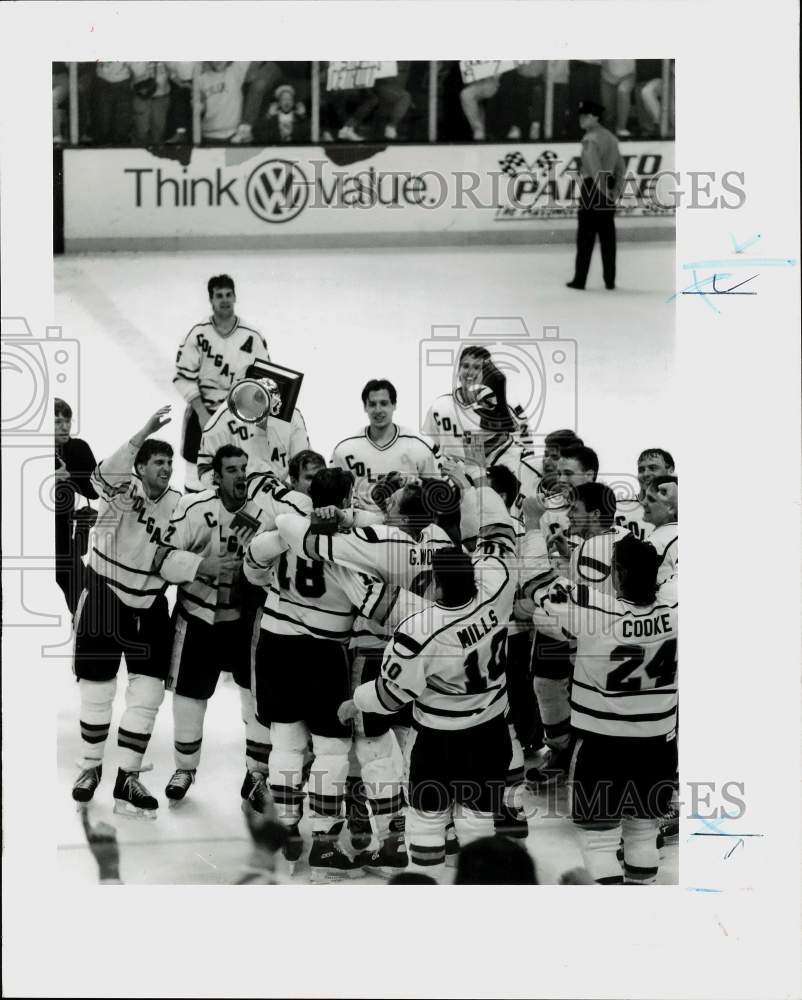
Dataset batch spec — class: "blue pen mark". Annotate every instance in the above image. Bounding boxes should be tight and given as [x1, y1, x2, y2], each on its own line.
[729, 232, 761, 254]
[682, 257, 795, 270]
[688, 887, 723, 893]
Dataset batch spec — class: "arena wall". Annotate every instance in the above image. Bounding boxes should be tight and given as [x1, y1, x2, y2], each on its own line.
[61, 141, 675, 252]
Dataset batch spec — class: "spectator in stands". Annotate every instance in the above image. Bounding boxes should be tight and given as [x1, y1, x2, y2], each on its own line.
[199, 61, 279, 145]
[129, 62, 171, 145]
[93, 62, 133, 145]
[53, 62, 69, 144]
[374, 62, 412, 140]
[254, 84, 308, 144]
[601, 59, 637, 138]
[454, 836, 538, 884]
[548, 60, 571, 139]
[164, 62, 197, 144]
[636, 60, 674, 137]
[321, 64, 380, 142]
[459, 71, 500, 141]
[493, 61, 546, 140]
[568, 60, 602, 137]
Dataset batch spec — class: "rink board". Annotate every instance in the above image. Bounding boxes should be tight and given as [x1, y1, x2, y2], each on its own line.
[62, 141, 675, 251]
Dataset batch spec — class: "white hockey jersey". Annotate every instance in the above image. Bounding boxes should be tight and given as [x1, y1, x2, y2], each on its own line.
[532, 578, 678, 739]
[569, 525, 631, 599]
[647, 522, 678, 586]
[353, 554, 515, 731]
[157, 489, 251, 624]
[422, 391, 527, 462]
[88, 441, 181, 609]
[484, 438, 542, 518]
[614, 498, 654, 542]
[173, 317, 269, 411]
[197, 401, 310, 486]
[330, 425, 438, 510]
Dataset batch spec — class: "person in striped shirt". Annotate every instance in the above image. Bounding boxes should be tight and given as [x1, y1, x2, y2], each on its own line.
[71, 406, 180, 818]
[339, 547, 516, 882]
[173, 274, 269, 490]
[156, 445, 273, 810]
[531, 533, 678, 885]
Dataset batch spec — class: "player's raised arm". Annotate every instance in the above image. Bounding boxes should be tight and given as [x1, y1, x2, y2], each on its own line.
[93, 406, 172, 497]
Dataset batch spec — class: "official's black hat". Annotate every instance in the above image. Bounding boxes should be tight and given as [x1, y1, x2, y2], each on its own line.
[577, 100, 604, 118]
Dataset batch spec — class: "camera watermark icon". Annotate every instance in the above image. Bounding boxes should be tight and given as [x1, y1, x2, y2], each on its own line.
[418, 317, 577, 448]
[2, 316, 81, 638]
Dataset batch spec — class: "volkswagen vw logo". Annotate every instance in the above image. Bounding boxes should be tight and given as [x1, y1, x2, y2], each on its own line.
[246, 159, 309, 223]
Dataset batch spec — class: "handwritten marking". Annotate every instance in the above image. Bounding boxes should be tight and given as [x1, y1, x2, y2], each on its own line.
[688, 887, 723, 893]
[729, 232, 761, 254]
[724, 839, 745, 859]
[682, 257, 796, 270]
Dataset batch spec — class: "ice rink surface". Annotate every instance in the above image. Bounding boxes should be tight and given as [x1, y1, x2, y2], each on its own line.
[53, 238, 676, 885]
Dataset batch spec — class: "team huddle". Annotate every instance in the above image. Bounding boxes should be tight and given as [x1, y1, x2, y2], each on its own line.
[69, 274, 679, 885]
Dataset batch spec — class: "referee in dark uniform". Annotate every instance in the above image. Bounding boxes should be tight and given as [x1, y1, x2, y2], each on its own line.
[566, 100, 625, 291]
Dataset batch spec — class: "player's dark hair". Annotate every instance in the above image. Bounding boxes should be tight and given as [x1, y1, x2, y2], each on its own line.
[310, 467, 354, 508]
[288, 449, 325, 482]
[613, 533, 659, 605]
[560, 444, 599, 478]
[487, 465, 520, 511]
[544, 428, 583, 450]
[638, 448, 675, 471]
[134, 439, 173, 470]
[459, 345, 491, 365]
[574, 481, 617, 529]
[454, 835, 538, 885]
[54, 398, 72, 420]
[212, 444, 247, 476]
[398, 478, 462, 544]
[207, 274, 236, 299]
[388, 872, 438, 885]
[361, 379, 397, 406]
[432, 547, 477, 607]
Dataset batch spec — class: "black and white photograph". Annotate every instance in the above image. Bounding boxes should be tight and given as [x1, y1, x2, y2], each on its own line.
[1, 3, 799, 999]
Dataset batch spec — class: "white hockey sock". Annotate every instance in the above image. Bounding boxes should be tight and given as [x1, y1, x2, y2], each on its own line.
[533, 676, 571, 749]
[407, 807, 449, 882]
[356, 733, 404, 842]
[238, 685, 271, 773]
[308, 734, 350, 834]
[269, 721, 308, 828]
[172, 693, 207, 771]
[622, 816, 660, 885]
[117, 674, 165, 772]
[78, 678, 117, 769]
[504, 725, 526, 809]
[453, 805, 495, 848]
[574, 821, 624, 884]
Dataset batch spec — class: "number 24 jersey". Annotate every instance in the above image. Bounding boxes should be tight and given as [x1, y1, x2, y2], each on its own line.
[532, 579, 678, 739]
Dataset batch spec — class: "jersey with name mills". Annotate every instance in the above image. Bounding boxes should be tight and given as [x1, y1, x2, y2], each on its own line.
[89, 441, 181, 609]
[532, 579, 678, 738]
[353, 554, 514, 731]
[197, 401, 309, 486]
[173, 317, 270, 412]
[330, 424, 438, 510]
[422, 391, 528, 462]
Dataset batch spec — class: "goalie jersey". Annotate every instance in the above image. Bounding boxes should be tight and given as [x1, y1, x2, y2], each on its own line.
[157, 489, 252, 625]
[353, 555, 515, 731]
[532, 579, 678, 739]
[88, 440, 181, 609]
[173, 318, 269, 412]
[330, 425, 438, 510]
[197, 400, 310, 486]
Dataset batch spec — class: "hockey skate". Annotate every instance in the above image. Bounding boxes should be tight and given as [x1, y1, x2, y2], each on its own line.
[72, 763, 102, 804]
[240, 770, 272, 814]
[345, 778, 373, 851]
[355, 833, 408, 879]
[659, 806, 679, 844]
[113, 767, 158, 820]
[309, 836, 364, 883]
[165, 768, 196, 804]
[494, 803, 530, 841]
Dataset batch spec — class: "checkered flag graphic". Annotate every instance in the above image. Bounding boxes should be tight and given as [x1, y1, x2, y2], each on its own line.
[535, 150, 560, 173]
[498, 151, 528, 177]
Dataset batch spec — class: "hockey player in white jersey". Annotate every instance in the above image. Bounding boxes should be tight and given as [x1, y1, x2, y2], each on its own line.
[339, 547, 516, 883]
[616, 447, 675, 541]
[642, 475, 678, 587]
[531, 533, 678, 885]
[71, 406, 180, 818]
[197, 378, 310, 487]
[330, 379, 438, 510]
[173, 274, 269, 489]
[422, 345, 528, 462]
[156, 445, 273, 810]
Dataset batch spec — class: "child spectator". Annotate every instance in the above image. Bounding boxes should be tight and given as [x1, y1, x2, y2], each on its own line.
[254, 83, 308, 144]
[93, 62, 132, 145]
[129, 62, 171, 145]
